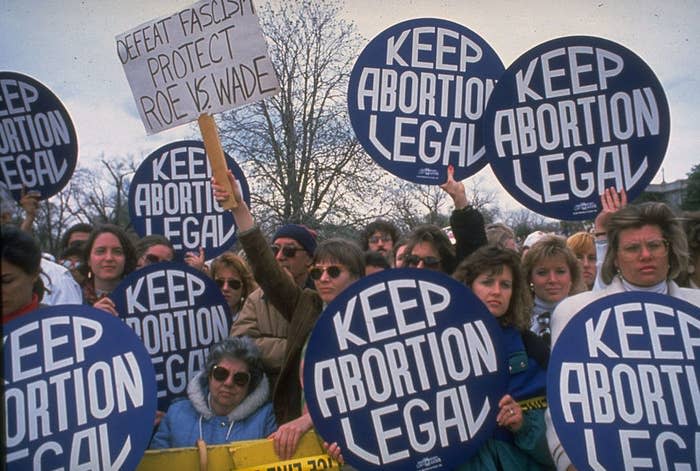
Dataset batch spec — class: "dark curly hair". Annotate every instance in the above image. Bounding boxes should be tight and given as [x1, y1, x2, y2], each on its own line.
[405, 224, 457, 274]
[360, 219, 400, 250]
[453, 245, 531, 331]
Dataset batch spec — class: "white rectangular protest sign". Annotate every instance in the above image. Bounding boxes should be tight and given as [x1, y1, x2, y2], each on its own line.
[116, 0, 280, 134]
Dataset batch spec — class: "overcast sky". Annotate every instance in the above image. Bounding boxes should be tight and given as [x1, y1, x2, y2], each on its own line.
[2, 0, 698, 212]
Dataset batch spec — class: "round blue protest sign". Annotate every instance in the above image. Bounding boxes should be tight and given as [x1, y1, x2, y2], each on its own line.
[547, 292, 700, 470]
[304, 268, 508, 470]
[4, 305, 157, 471]
[348, 18, 505, 184]
[484, 36, 670, 220]
[110, 261, 231, 411]
[128, 140, 250, 260]
[0, 71, 78, 201]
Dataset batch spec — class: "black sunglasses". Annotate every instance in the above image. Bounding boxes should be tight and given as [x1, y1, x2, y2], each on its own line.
[271, 245, 305, 258]
[215, 278, 242, 290]
[404, 255, 441, 268]
[211, 365, 250, 386]
[144, 253, 165, 265]
[309, 265, 343, 281]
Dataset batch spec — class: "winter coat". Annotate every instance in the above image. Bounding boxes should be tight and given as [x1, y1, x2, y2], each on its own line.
[450, 205, 488, 266]
[238, 226, 324, 425]
[230, 287, 289, 387]
[150, 371, 277, 449]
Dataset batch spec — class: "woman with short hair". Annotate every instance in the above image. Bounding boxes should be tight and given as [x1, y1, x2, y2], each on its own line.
[212, 170, 363, 461]
[151, 336, 276, 448]
[546, 202, 700, 470]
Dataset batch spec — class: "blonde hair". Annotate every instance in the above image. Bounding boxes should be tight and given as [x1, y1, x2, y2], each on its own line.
[602, 202, 688, 284]
[522, 235, 586, 295]
[210, 252, 258, 310]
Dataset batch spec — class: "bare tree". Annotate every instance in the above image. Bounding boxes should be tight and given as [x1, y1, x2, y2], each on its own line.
[19, 155, 137, 255]
[505, 208, 560, 241]
[385, 174, 500, 233]
[218, 0, 376, 232]
[68, 155, 136, 228]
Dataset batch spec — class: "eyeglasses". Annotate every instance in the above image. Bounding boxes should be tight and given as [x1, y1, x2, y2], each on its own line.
[211, 365, 250, 386]
[271, 245, 305, 258]
[619, 239, 668, 261]
[309, 265, 343, 280]
[369, 234, 392, 244]
[404, 255, 441, 269]
[215, 278, 242, 290]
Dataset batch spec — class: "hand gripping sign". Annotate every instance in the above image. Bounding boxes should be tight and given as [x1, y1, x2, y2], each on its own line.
[348, 18, 505, 184]
[128, 140, 250, 261]
[304, 268, 508, 471]
[4, 305, 157, 471]
[110, 262, 231, 411]
[0, 71, 78, 201]
[547, 292, 700, 470]
[116, 0, 280, 210]
[484, 36, 670, 220]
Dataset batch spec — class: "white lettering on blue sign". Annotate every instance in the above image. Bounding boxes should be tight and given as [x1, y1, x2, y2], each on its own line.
[315, 277, 500, 466]
[553, 299, 700, 469]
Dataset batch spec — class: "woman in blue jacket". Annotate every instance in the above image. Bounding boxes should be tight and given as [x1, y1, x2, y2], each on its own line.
[453, 245, 554, 470]
[151, 336, 277, 448]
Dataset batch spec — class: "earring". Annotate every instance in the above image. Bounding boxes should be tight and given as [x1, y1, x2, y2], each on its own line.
[529, 282, 534, 292]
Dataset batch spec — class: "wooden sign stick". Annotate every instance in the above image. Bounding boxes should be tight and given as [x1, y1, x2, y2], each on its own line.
[198, 113, 237, 210]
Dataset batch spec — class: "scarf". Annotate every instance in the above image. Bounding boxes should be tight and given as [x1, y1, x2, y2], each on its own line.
[4, 294, 40, 324]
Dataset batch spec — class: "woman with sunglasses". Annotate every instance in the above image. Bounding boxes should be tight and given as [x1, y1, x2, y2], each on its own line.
[545, 202, 700, 471]
[403, 224, 458, 274]
[135, 234, 175, 268]
[209, 251, 257, 325]
[453, 245, 554, 470]
[212, 170, 363, 460]
[151, 336, 276, 448]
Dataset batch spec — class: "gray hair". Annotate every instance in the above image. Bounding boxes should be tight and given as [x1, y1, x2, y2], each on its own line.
[602, 202, 688, 284]
[204, 336, 264, 392]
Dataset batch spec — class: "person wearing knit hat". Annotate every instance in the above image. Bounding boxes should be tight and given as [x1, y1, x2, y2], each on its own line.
[230, 222, 317, 394]
[272, 224, 317, 258]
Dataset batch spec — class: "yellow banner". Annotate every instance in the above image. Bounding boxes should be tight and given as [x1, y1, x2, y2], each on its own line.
[137, 431, 341, 470]
[518, 395, 547, 411]
[235, 454, 337, 471]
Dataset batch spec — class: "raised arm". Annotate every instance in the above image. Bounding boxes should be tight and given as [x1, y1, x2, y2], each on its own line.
[212, 171, 302, 321]
[440, 165, 487, 264]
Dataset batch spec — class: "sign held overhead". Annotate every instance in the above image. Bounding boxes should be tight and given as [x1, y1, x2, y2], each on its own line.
[116, 0, 280, 135]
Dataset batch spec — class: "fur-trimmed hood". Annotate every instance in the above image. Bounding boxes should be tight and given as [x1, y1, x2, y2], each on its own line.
[187, 370, 270, 422]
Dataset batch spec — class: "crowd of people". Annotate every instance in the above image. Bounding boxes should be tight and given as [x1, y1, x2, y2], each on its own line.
[3, 168, 700, 470]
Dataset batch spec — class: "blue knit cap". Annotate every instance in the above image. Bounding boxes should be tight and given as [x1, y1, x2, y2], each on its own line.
[273, 224, 317, 256]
